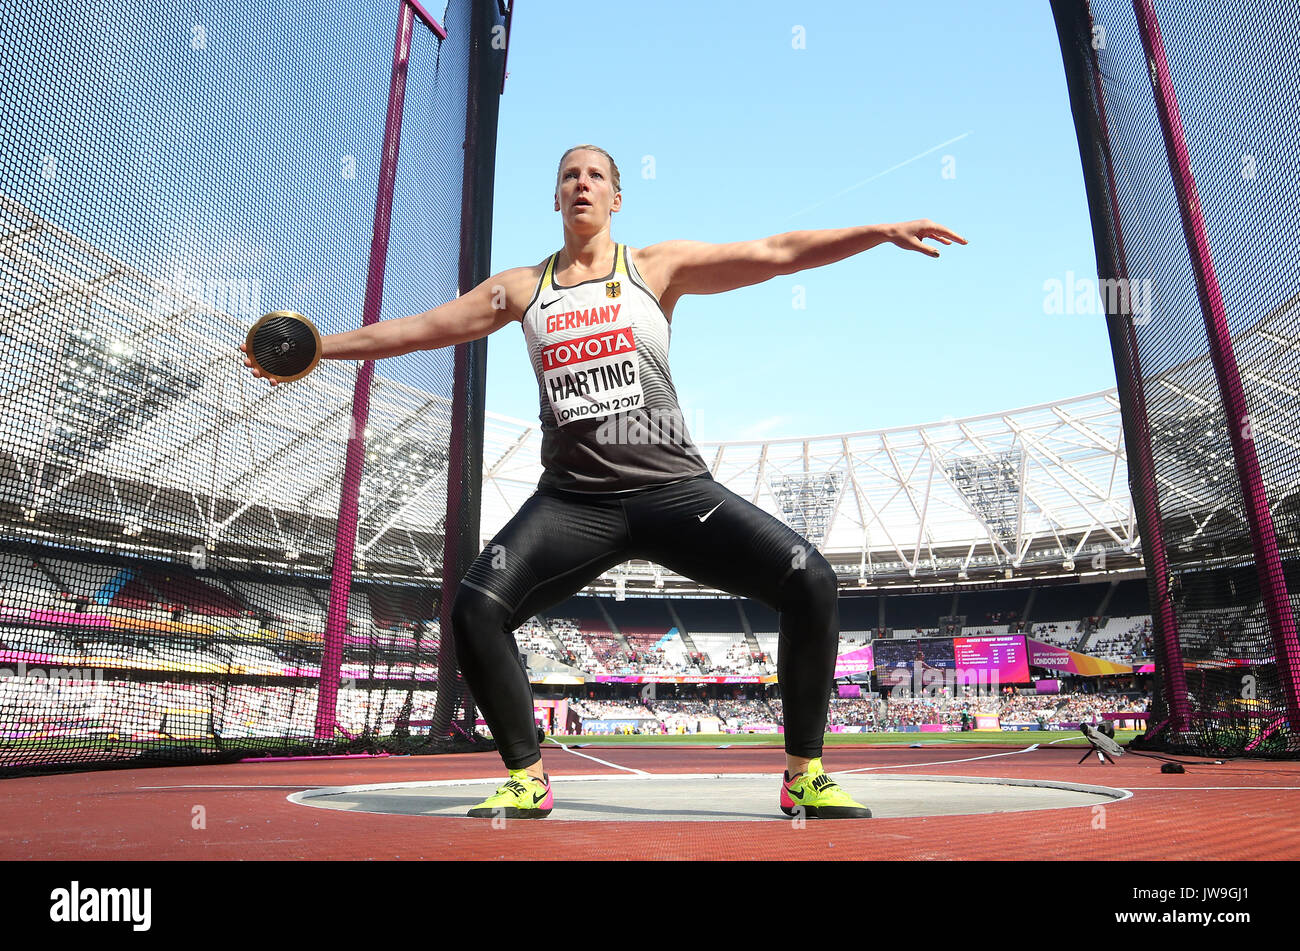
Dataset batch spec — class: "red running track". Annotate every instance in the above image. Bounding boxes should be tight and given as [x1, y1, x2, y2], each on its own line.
[1, 744, 1297, 860]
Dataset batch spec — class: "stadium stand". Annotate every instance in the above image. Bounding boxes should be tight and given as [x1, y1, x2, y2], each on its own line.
[228, 581, 326, 626]
[838, 595, 878, 632]
[673, 598, 743, 633]
[1030, 583, 1108, 625]
[41, 558, 121, 604]
[885, 592, 951, 632]
[0, 553, 63, 606]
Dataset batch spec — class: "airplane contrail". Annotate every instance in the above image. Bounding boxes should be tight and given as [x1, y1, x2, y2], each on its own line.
[787, 131, 972, 219]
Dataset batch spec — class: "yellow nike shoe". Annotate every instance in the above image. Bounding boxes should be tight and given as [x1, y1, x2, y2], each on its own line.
[780, 758, 872, 819]
[466, 769, 553, 819]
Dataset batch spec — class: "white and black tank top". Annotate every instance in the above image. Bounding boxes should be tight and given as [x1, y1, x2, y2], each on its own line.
[520, 244, 711, 493]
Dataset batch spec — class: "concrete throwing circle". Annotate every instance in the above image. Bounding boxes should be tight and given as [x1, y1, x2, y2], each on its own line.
[287, 772, 1131, 822]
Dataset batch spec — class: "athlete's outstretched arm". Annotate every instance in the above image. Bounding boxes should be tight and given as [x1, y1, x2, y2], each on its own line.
[319, 270, 530, 360]
[643, 220, 967, 302]
[240, 267, 534, 384]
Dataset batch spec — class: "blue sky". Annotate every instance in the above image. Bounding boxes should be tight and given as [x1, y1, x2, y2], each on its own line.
[485, 0, 1118, 441]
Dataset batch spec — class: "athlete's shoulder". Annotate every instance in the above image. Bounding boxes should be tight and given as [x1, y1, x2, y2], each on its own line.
[630, 240, 703, 264]
[487, 256, 555, 319]
[624, 242, 661, 269]
[501, 256, 553, 288]
[622, 244, 670, 297]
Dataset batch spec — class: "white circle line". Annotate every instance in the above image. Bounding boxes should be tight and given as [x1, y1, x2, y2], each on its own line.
[285, 773, 1133, 816]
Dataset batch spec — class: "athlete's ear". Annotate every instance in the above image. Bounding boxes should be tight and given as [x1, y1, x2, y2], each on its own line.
[554, 189, 561, 213]
[611, 191, 622, 214]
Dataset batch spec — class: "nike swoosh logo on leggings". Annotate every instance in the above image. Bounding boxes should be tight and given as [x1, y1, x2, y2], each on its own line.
[697, 501, 724, 522]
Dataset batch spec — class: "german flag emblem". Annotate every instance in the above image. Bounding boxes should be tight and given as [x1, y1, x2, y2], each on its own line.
[606, 281, 621, 298]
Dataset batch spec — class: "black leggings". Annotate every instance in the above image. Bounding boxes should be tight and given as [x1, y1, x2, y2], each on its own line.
[450, 474, 839, 770]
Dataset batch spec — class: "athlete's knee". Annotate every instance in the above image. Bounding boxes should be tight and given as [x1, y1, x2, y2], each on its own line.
[450, 583, 511, 653]
[779, 550, 838, 608]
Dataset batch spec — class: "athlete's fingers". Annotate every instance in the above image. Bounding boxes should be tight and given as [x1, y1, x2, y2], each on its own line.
[243, 360, 278, 385]
[925, 224, 968, 245]
[908, 220, 967, 246]
[240, 339, 284, 385]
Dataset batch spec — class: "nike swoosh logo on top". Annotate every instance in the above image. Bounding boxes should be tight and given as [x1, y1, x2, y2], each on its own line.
[542, 297, 563, 309]
[697, 501, 724, 522]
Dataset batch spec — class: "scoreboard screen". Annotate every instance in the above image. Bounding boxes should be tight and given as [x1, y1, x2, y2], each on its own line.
[953, 634, 1030, 683]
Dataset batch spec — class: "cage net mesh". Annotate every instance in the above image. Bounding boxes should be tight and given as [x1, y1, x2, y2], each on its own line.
[1054, 0, 1300, 756]
[0, 0, 486, 775]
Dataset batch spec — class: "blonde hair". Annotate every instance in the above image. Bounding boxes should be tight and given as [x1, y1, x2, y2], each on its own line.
[556, 145, 621, 194]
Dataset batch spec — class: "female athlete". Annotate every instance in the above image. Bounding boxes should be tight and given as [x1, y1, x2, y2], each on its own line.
[242, 145, 966, 819]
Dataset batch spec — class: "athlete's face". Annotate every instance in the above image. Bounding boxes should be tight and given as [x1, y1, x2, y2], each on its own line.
[554, 150, 621, 233]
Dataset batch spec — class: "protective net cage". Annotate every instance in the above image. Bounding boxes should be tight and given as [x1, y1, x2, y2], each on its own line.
[0, 0, 504, 776]
[1054, 0, 1300, 757]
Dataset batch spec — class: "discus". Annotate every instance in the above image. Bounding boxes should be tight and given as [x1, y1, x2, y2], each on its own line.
[244, 311, 322, 383]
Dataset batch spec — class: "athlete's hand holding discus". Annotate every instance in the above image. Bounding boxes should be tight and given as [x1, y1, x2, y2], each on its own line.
[237, 266, 538, 386]
[239, 311, 322, 385]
